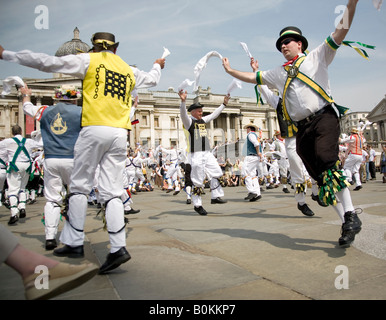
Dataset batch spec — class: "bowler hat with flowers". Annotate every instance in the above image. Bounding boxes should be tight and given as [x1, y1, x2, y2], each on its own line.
[54, 85, 82, 100]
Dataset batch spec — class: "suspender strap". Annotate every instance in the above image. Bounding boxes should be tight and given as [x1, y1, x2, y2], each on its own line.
[0, 158, 6, 167]
[7, 137, 32, 173]
[282, 56, 349, 138]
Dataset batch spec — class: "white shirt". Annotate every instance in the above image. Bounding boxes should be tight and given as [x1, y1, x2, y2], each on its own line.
[257, 34, 339, 122]
[2, 50, 162, 90]
[369, 149, 376, 162]
[179, 101, 225, 130]
[0, 134, 43, 163]
[247, 131, 260, 148]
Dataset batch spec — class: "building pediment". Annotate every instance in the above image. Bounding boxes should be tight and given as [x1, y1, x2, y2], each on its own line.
[367, 96, 386, 122]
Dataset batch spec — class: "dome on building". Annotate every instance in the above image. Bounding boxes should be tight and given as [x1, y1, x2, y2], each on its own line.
[55, 27, 90, 57]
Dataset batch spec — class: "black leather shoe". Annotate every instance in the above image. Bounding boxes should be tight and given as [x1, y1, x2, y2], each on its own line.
[250, 195, 262, 202]
[186, 199, 192, 204]
[19, 209, 26, 218]
[173, 190, 180, 195]
[338, 211, 362, 247]
[53, 245, 84, 258]
[211, 197, 227, 204]
[311, 194, 328, 207]
[282, 188, 290, 194]
[342, 211, 362, 233]
[244, 193, 256, 200]
[99, 247, 131, 274]
[45, 239, 57, 250]
[339, 229, 357, 247]
[194, 206, 208, 216]
[8, 215, 19, 225]
[353, 185, 363, 191]
[297, 203, 314, 216]
[124, 208, 140, 215]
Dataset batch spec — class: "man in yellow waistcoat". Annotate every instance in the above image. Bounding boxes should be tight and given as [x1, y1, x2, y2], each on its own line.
[0, 32, 165, 273]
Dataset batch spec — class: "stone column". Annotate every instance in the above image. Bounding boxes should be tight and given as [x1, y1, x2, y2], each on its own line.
[150, 110, 155, 148]
[226, 113, 231, 142]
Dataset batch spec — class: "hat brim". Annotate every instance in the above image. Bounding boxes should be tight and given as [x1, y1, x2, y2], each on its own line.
[244, 124, 259, 131]
[188, 103, 204, 112]
[276, 34, 308, 52]
[90, 42, 119, 52]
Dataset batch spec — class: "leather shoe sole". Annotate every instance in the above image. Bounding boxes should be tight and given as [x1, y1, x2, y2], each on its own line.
[194, 206, 208, 216]
[124, 209, 140, 215]
[8, 215, 19, 225]
[45, 239, 58, 251]
[19, 209, 26, 218]
[99, 247, 131, 274]
[250, 195, 262, 202]
[211, 198, 227, 204]
[53, 245, 84, 258]
[298, 203, 314, 217]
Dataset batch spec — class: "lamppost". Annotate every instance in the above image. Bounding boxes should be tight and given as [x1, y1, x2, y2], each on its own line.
[176, 114, 180, 149]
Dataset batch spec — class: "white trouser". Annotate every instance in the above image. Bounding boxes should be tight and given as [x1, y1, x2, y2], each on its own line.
[122, 170, 132, 210]
[344, 153, 362, 187]
[242, 155, 261, 196]
[285, 136, 309, 204]
[0, 167, 6, 206]
[166, 162, 180, 191]
[189, 151, 224, 207]
[43, 158, 73, 240]
[7, 161, 30, 216]
[60, 126, 127, 253]
[126, 168, 136, 189]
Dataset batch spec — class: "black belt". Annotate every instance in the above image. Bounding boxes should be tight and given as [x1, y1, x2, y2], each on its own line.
[295, 105, 332, 127]
[248, 153, 258, 156]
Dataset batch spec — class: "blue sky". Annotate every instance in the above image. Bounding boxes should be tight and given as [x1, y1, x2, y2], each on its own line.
[0, 0, 385, 112]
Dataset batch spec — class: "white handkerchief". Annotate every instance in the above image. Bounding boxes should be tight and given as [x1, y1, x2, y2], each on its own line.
[178, 79, 195, 92]
[193, 51, 223, 90]
[227, 79, 242, 94]
[240, 42, 253, 58]
[373, 0, 383, 10]
[1, 76, 25, 96]
[162, 47, 171, 59]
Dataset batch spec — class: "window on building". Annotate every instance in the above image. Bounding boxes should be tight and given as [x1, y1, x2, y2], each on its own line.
[142, 115, 148, 126]
[171, 117, 176, 128]
[154, 117, 159, 128]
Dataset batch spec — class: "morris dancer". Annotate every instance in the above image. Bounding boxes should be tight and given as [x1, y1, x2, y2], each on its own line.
[222, 0, 362, 246]
[178, 91, 229, 215]
[0, 32, 165, 271]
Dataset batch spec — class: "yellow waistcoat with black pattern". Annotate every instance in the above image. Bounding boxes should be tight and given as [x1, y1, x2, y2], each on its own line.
[82, 52, 136, 129]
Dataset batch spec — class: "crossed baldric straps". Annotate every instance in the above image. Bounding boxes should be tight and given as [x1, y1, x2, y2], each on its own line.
[7, 137, 32, 173]
[280, 55, 349, 138]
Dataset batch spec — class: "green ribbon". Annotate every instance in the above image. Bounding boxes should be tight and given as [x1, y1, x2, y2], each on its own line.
[342, 41, 376, 60]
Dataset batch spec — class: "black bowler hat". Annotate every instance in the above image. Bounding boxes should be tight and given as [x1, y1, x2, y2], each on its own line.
[90, 32, 119, 50]
[188, 102, 204, 112]
[275, 26, 308, 52]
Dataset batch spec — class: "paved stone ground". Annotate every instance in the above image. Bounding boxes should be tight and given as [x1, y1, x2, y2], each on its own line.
[1, 173, 385, 302]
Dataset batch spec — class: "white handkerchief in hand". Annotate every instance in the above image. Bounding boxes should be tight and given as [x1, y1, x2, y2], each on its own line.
[1, 76, 25, 96]
[193, 51, 223, 90]
[178, 79, 195, 92]
[373, 0, 383, 10]
[240, 42, 253, 59]
[227, 79, 242, 94]
[162, 47, 171, 59]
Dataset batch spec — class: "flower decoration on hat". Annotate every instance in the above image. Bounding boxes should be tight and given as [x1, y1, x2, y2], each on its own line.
[54, 85, 82, 100]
